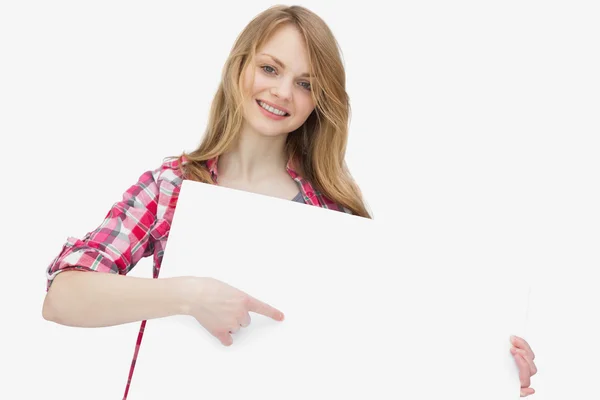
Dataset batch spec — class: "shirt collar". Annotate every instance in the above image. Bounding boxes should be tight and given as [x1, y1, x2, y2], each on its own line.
[205, 155, 301, 182]
[205, 156, 219, 182]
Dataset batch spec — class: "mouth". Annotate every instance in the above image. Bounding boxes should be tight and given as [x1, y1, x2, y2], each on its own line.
[256, 99, 290, 117]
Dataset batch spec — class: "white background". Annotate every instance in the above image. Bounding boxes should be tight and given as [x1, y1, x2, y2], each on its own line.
[1, 1, 599, 399]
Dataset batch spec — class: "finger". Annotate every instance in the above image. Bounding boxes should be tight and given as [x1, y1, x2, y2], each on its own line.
[511, 335, 535, 360]
[217, 332, 233, 346]
[246, 296, 284, 321]
[229, 325, 240, 334]
[511, 347, 538, 376]
[513, 353, 531, 388]
[239, 312, 251, 328]
[520, 387, 535, 397]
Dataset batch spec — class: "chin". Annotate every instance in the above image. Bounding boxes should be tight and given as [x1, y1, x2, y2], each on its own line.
[246, 114, 294, 138]
[254, 125, 289, 138]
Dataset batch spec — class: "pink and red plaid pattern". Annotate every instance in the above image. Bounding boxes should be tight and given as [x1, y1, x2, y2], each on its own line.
[45, 155, 350, 399]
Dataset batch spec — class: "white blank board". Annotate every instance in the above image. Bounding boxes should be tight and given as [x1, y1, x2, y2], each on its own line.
[128, 180, 529, 399]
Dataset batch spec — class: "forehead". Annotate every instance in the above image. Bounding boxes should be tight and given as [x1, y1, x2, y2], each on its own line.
[257, 24, 310, 73]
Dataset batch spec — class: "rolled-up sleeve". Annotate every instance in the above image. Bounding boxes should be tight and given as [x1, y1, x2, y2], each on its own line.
[46, 168, 163, 290]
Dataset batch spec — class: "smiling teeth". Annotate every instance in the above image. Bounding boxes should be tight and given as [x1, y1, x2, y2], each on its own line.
[258, 101, 287, 116]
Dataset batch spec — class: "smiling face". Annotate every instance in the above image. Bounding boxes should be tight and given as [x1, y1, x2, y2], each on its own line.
[240, 23, 316, 139]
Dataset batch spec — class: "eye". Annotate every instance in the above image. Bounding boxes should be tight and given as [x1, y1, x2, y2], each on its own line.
[299, 81, 311, 91]
[261, 65, 277, 74]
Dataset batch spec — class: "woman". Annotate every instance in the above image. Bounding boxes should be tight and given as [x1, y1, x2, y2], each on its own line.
[42, 5, 537, 398]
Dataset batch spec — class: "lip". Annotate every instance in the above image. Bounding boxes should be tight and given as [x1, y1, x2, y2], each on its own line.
[256, 99, 291, 115]
[256, 100, 289, 121]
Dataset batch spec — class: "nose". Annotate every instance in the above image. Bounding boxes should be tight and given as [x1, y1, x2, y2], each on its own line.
[270, 78, 293, 101]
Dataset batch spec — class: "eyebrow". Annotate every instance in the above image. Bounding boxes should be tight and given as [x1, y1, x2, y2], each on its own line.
[259, 53, 313, 78]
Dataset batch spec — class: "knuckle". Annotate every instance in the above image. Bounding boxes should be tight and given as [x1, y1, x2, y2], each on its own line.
[236, 310, 246, 320]
[214, 329, 225, 337]
[241, 295, 252, 307]
[216, 327, 230, 336]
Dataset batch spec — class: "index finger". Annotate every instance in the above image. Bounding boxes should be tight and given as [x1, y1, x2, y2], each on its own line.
[247, 295, 285, 321]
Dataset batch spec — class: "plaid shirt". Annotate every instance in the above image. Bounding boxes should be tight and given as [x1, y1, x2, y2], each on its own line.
[45, 155, 350, 399]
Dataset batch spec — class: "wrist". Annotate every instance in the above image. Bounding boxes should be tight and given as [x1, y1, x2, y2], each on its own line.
[169, 276, 202, 316]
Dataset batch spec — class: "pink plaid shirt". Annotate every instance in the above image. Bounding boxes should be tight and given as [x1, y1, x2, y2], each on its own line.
[45, 155, 350, 398]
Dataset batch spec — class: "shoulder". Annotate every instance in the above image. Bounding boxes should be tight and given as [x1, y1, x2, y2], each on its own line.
[151, 156, 186, 184]
[291, 173, 352, 215]
[135, 157, 188, 218]
[143, 156, 196, 199]
[311, 188, 353, 215]
[286, 156, 352, 215]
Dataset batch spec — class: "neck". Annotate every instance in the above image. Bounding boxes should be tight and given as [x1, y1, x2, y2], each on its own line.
[218, 122, 290, 183]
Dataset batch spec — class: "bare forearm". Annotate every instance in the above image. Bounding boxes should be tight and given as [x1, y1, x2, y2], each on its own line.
[42, 271, 187, 328]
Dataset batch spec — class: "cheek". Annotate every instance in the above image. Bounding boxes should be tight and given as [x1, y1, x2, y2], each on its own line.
[250, 73, 271, 94]
[296, 95, 315, 118]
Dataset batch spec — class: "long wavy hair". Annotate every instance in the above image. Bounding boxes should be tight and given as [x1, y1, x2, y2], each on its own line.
[168, 5, 372, 218]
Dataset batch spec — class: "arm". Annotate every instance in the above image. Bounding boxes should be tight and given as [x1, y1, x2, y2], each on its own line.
[42, 271, 284, 346]
[42, 271, 188, 327]
[42, 166, 174, 327]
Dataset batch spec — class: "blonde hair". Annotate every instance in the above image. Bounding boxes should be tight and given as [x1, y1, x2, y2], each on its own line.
[169, 5, 371, 218]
